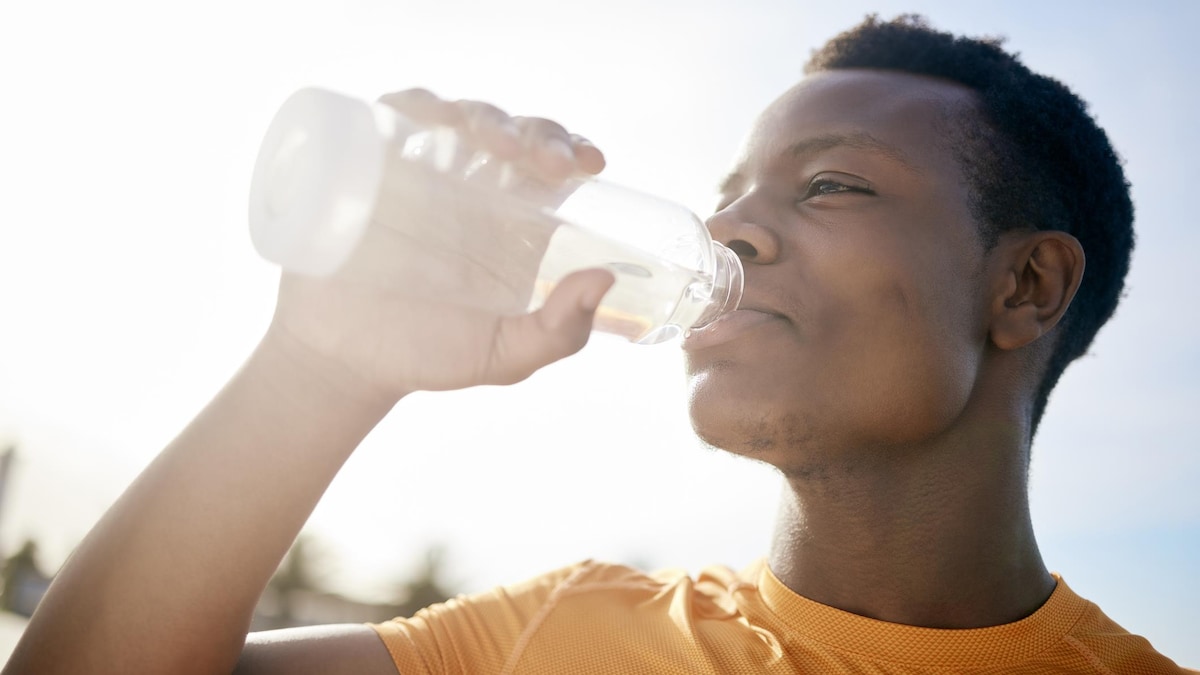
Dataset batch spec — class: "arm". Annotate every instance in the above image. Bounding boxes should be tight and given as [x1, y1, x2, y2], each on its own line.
[4, 92, 613, 675]
[234, 624, 395, 675]
[6, 332, 396, 674]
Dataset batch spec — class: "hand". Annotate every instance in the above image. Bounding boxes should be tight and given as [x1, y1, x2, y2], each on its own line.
[264, 89, 615, 403]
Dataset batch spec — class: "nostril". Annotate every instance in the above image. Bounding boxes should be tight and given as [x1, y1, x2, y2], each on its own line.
[727, 240, 758, 259]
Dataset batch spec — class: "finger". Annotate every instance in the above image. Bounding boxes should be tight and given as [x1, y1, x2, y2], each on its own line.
[569, 134, 607, 175]
[485, 268, 616, 385]
[512, 116, 577, 183]
[455, 100, 524, 160]
[378, 95, 510, 177]
[376, 88, 465, 128]
[467, 116, 577, 201]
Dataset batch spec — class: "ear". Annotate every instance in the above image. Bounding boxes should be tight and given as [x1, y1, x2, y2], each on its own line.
[989, 231, 1085, 351]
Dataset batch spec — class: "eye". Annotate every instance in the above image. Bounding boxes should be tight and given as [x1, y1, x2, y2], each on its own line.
[801, 173, 874, 201]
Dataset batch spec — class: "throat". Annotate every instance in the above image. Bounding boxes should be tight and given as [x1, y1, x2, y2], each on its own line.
[767, 450, 1055, 629]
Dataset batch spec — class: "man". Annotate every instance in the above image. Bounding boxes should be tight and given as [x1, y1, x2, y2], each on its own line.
[7, 14, 1192, 674]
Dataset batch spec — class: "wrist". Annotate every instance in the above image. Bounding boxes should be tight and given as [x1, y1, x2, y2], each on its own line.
[255, 322, 406, 421]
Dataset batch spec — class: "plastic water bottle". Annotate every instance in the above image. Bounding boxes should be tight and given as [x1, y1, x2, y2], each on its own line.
[248, 88, 743, 345]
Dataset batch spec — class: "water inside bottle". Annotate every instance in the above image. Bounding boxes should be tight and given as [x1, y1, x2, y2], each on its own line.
[530, 223, 713, 344]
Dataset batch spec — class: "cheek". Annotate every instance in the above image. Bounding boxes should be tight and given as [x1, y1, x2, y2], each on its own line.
[841, 264, 984, 441]
[684, 230, 987, 454]
[849, 324, 980, 444]
[800, 240, 983, 443]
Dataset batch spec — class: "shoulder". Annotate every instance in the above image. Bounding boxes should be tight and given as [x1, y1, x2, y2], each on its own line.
[369, 559, 764, 675]
[375, 559, 748, 633]
[530, 559, 748, 610]
[1049, 578, 1194, 674]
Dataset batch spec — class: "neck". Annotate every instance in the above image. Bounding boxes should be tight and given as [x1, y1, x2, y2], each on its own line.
[767, 419, 1054, 629]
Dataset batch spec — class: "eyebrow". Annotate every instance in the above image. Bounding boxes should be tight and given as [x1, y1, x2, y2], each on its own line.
[717, 132, 919, 195]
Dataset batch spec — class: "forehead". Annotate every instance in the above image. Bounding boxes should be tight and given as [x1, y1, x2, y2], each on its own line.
[736, 69, 978, 178]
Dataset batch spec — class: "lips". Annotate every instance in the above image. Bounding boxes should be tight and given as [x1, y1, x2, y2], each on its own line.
[681, 308, 783, 351]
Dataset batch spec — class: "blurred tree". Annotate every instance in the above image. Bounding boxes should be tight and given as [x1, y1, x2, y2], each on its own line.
[265, 535, 324, 626]
[390, 544, 455, 618]
[2, 539, 51, 617]
[254, 538, 460, 628]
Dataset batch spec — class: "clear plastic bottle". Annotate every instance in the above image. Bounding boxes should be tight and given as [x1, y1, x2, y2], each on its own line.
[248, 88, 743, 344]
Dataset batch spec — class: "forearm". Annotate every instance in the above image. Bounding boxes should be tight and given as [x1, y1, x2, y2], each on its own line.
[6, 332, 396, 675]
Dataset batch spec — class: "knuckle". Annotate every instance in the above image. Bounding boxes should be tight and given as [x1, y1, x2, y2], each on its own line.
[457, 101, 513, 130]
[457, 100, 506, 117]
[514, 116, 570, 139]
[377, 87, 437, 104]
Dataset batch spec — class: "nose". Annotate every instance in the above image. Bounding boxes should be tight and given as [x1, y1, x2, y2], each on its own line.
[705, 202, 780, 265]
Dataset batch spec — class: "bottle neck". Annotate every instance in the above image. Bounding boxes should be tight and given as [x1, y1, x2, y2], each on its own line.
[693, 241, 744, 329]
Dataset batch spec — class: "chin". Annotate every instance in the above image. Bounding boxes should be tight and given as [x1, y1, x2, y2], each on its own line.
[687, 375, 819, 466]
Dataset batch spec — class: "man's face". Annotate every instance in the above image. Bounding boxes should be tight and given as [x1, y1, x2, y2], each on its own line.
[684, 70, 995, 470]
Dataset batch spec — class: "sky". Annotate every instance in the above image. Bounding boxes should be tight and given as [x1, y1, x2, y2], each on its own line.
[0, 0, 1197, 666]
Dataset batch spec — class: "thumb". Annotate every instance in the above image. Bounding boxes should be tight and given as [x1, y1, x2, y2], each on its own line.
[485, 268, 616, 385]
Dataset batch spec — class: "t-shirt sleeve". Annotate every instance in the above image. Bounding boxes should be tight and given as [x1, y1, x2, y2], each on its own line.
[368, 560, 593, 675]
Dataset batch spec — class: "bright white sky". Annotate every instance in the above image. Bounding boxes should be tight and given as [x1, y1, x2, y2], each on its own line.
[1, 0, 1197, 665]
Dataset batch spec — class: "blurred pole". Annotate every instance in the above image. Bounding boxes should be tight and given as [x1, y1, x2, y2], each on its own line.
[0, 446, 12, 559]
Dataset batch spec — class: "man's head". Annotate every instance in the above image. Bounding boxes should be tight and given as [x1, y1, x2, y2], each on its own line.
[804, 14, 1134, 431]
[684, 15, 1132, 468]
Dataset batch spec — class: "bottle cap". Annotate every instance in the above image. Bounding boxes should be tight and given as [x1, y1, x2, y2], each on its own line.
[248, 88, 385, 277]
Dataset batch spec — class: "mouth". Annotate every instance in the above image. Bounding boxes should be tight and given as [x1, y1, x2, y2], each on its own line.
[681, 308, 783, 352]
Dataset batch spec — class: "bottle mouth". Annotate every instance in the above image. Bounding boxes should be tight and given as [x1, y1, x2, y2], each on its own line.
[692, 241, 744, 329]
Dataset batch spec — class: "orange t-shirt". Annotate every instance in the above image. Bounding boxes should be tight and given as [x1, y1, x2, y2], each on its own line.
[370, 559, 1192, 674]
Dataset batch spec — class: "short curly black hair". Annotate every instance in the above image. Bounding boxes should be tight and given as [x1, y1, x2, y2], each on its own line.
[806, 15, 1134, 433]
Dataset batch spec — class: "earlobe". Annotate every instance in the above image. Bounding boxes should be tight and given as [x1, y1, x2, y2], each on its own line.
[989, 231, 1085, 351]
